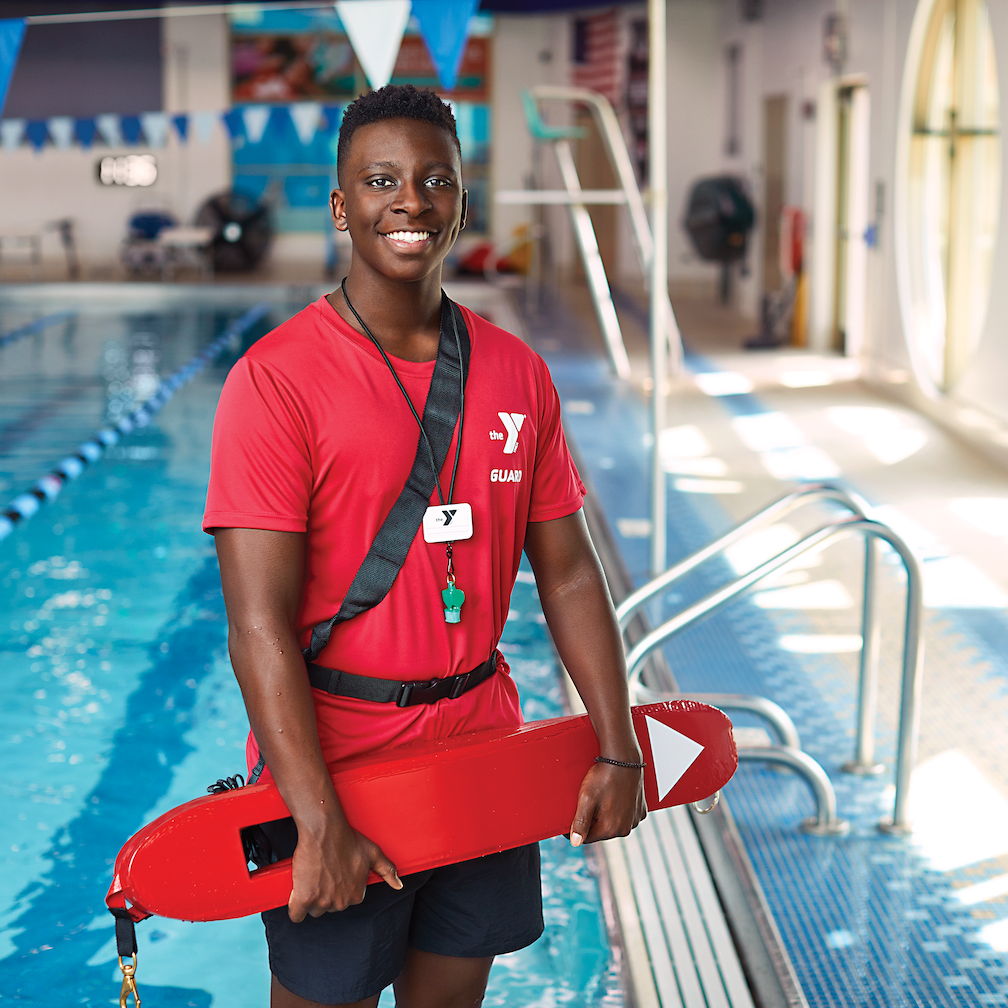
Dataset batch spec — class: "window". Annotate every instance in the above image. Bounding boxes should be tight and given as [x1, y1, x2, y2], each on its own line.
[902, 0, 1000, 392]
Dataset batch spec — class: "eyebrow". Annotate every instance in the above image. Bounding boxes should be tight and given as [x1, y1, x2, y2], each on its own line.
[358, 160, 458, 175]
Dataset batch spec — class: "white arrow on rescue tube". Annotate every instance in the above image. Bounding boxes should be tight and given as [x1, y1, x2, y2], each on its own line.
[646, 716, 705, 802]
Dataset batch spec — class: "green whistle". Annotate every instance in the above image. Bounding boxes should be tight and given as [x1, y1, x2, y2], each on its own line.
[442, 584, 465, 624]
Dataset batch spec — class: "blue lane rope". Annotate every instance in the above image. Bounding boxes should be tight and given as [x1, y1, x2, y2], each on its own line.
[0, 312, 76, 349]
[0, 301, 271, 542]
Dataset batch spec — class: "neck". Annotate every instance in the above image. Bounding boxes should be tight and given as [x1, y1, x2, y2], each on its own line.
[331, 258, 444, 363]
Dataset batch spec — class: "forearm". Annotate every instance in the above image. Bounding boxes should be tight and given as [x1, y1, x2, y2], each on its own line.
[229, 622, 349, 839]
[537, 558, 641, 762]
[525, 511, 641, 764]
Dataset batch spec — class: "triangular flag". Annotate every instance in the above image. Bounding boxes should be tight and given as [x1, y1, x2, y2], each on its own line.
[47, 116, 74, 149]
[241, 105, 271, 144]
[96, 113, 122, 147]
[24, 119, 48, 151]
[192, 110, 217, 144]
[336, 0, 410, 89]
[75, 117, 97, 148]
[140, 111, 169, 148]
[120, 115, 142, 144]
[0, 19, 26, 117]
[321, 104, 345, 137]
[645, 715, 705, 802]
[172, 113, 188, 142]
[0, 117, 24, 150]
[289, 101, 321, 145]
[411, 0, 479, 91]
[221, 108, 245, 140]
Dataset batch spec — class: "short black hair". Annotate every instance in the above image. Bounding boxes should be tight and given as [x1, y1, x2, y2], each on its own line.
[336, 84, 461, 185]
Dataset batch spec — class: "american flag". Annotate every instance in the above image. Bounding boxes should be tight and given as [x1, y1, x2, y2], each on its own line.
[572, 9, 621, 110]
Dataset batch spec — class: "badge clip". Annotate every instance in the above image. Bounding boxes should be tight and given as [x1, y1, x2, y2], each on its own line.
[423, 503, 473, 544]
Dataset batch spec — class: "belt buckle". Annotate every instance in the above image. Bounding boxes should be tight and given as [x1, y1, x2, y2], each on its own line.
[396, 677, 450, 707]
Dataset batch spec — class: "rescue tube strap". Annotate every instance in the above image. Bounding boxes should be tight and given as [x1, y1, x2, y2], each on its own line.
[304, 294, 471, 664]
[110, 907, 138, 957]
[307, 652, 498, 706]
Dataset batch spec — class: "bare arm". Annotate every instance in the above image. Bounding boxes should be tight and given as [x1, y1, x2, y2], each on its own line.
[524, 510, 646, 844]
[214, 527, 402, 921]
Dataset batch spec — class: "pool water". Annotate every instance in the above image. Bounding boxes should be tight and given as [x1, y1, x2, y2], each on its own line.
[0, 286, 622, 1007]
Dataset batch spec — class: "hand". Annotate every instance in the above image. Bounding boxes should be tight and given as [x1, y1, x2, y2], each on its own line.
[288, 820, 402, 922]
[569, 760, 647, 846]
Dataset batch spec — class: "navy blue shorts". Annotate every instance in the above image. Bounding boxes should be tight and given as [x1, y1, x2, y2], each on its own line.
[261, 825, 543, 1005]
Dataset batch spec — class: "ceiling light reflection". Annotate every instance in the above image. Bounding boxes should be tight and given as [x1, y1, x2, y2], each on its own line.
[694, 372, 754, 396]
[908, 750, 1008, 871]
[779, 634, 864, 653]
[659, 425, 712, 459]
[672, 478, 744, 494]
[753, 579, 854, 610]
[780, 371, 833, 388]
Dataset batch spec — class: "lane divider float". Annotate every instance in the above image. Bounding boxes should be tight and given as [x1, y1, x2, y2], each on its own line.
[0, 302, 271, 542]
[0, 311, 75, 350]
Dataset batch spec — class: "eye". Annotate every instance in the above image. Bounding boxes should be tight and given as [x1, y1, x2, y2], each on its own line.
[366, 177, 395, 189]
[425, 177, 452, 188]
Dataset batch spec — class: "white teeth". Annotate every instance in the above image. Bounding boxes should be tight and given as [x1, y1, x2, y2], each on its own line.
[386, 231, 430, 243]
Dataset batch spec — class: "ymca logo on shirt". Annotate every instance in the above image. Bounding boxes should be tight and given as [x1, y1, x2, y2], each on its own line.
[490, 412, 525, 454]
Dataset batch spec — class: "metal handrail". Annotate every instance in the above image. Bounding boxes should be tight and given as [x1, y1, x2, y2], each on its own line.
[617, 481, 886, 779]
[624, 517, 924, 833]
[615, 481, 873, 628]
[736, 747, 849, 836]
[635, 684, 801, 749]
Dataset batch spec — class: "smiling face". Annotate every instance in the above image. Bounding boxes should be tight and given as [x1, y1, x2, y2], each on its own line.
[330, 117, 467, 285]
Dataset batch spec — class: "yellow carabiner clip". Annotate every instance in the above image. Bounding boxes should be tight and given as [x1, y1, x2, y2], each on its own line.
[119, 953, 141, 1008]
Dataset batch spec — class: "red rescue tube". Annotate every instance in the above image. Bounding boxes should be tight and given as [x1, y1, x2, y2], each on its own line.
[106, 700, 736, 923]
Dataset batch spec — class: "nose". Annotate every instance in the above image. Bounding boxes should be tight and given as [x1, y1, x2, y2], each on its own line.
[392, 178, 431, 218]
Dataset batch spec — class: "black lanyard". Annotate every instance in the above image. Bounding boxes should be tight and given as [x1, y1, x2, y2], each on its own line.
[341, 278, 464, 507]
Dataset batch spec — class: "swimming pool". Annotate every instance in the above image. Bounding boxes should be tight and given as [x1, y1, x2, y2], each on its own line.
[0, 285, 622, 1007]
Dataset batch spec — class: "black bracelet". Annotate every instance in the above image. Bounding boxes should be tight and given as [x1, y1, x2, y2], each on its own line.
[595, 756, 646, 770]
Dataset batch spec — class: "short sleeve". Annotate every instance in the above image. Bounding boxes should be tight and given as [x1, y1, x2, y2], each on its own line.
[527, 358, 586, 522]
[202, 357, 312, 533]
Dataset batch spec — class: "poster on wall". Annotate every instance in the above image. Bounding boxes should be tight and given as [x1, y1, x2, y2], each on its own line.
[228, 10, 491, 234]
[232, 35, 357, 102]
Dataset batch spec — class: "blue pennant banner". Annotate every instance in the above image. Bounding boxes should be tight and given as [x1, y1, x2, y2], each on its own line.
[411, 0, 479, 91]
[24, 119, 48, 151]
[221, 108, 245, 141]
[0, 18, 25, 116]
[172, 113, 188, 142]
[120, 115, 142, 144]
[74, 117, 97, 148]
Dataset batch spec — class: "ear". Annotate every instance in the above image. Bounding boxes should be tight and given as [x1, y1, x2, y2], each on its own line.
[459, 189, 468, 232]
[330, 188, 349, 232]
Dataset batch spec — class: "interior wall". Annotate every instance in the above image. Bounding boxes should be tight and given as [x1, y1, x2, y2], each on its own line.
[664, 0, 723, 299]
[490, 14, 572, 272]
[160, 13, 231, 227]
[3, 20, 162, 118]
[0, 13, 230, 278]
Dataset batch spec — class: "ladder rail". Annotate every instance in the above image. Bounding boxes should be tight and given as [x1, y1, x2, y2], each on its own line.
[615, 481, 873, 628]
[623, 517, 925, 833]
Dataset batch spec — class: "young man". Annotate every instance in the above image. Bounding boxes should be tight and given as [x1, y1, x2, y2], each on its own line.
[204, 85, 645, 1008]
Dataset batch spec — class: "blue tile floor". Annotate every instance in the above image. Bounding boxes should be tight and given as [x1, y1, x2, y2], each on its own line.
[524, 289, 1008, 1007]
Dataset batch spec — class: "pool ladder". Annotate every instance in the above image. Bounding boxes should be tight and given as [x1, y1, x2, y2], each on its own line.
[617, 481, 925, 836]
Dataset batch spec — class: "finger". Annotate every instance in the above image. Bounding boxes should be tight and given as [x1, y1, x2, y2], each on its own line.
[287, 893, 308, 923]
[569, 787, 598, 847]
[372, 850, 403, 890]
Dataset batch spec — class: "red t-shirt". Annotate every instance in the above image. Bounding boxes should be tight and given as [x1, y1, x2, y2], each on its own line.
[204, 296, 585, 778]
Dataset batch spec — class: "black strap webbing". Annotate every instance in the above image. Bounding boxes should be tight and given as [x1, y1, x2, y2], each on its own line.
[111, 908, 138, 957]
[304, 295, 470, 663]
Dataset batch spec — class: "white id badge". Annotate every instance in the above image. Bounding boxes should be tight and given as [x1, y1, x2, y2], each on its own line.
[423, 502, 473, 543]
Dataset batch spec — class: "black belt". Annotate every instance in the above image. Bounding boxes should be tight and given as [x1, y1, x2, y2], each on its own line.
[307, 652, 499, 707]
